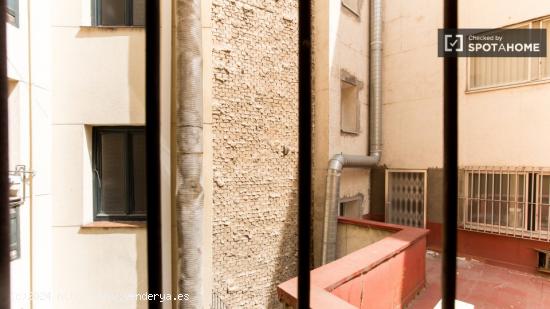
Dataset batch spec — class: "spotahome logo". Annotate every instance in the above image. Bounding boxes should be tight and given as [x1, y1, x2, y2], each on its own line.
[444, 34, 464, 52]
[438, 28, 546, 57]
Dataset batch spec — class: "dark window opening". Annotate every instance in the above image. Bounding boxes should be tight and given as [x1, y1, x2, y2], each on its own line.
[9, 207, 20, 261]
[93, 126, 146, 221]
[7, 0, 18, 27]
[93, 0, 145, 27]
[338, 194, 363, 218]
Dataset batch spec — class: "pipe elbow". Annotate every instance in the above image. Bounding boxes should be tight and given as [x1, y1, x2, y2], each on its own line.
[328, 154, 345, 171]
[370, 151, 381, 164]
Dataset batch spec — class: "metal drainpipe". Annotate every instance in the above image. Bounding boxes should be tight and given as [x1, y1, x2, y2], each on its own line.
[174, 0, 203, 308]
[321, 0, 383, 265]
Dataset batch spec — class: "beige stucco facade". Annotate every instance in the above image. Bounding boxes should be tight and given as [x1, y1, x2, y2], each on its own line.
[51, 0, 149, 307]
[312, 0, 372, 267]
[381, 0, 550, 169]
[7, 0, 53, 308]
[8, 0, 151, 308]
[9, 0, 550, 308]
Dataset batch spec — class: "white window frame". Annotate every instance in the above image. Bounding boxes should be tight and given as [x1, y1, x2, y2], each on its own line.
[466, 17, 550, 92]
[460, 167, 550, 242]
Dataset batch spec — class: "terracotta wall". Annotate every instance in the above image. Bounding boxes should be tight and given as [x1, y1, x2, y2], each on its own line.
[332, 237, 426, 308]
[427, 222, 548, 274]
[278, 219, 428, 308]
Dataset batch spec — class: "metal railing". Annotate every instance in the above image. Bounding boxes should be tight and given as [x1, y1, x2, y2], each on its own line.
[459, 167, 550, 241]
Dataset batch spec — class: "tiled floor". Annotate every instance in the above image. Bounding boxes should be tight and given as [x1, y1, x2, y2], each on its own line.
[410, 252, 550, 309]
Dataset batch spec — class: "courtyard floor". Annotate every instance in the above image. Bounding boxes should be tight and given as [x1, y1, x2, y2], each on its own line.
[410, 251, 550, 308]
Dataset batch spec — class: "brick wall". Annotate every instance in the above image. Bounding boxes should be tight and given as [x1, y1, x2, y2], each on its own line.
[211, 0, 299, 307]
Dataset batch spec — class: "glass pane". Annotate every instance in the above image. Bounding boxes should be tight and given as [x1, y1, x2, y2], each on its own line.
[542, 21, 550, 78]
[7, 0, 17, 13]
[132, 0, 145, 26]
[101, 0, 126, 26]
[100, 132, 127, 214]
[132, 132, 147, 214]
[10, 210, 17, 249]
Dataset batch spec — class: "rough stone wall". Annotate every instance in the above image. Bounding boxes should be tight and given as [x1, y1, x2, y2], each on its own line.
[211, 0, 299, 307]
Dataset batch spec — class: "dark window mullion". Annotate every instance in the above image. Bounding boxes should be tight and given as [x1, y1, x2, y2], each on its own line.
[95, 0, 101, 26]
[127, 131, 136, 215]
[94, 130, 103, 217]
[124, 131, 133, 216]
[126, 0, 133, 26]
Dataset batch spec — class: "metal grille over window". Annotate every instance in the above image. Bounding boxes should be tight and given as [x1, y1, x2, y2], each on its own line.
[459, 167, 550, 241]
[385, 170, 427, 228]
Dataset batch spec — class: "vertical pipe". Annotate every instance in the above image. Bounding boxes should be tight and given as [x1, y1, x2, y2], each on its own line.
[369, 0, 383, 158]
[298, 0, 312, 307]
[173, 0, 203, 307]
[145, 0, 162, 307]
[442, 0, 458, 307]
[0, 0, 10, 307]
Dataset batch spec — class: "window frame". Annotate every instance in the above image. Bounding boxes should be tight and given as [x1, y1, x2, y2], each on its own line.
[92, 0, 144, 27]
[338, 194, 364, 218]
[341, 0, 362, 17]
[93, 126, 146, 222]
[7, 0, 18, 27]
[467, 17, 550, 92]
[340, 70, 362, 135]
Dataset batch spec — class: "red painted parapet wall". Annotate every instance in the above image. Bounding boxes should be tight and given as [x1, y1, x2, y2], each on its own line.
[278, 218, 429, 308]
[427, 222, 550, 274]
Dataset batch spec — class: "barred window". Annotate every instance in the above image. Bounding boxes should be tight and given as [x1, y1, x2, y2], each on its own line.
[459, 168, 550, 240]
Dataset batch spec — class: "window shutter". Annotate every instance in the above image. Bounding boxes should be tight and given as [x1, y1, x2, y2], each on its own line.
[100, 132, 128, 214]
[132, 0, 145, 26]
[132, 132, 147, 214]
[100, 0, 126, 26]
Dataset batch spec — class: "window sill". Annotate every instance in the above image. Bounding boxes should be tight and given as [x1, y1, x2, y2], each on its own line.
[81, 221, 146, 229]
[79, 25, 145, 30]
[340, 129, 361, 135]
[465, 78, 550, 94]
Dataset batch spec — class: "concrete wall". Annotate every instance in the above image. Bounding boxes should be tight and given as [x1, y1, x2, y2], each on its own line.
[377, 2, 550, 193]
[210, 0, 299, 307]
[312, 0, 372, 267]
[378, 0, 550, 273]
[380, 0, 443, 169]
[381, 0, 550, 169]
[458, 1, 550, 167]
[7, 0, 53, 308]
[336, 221, 392, 258]
[50, 0, 147, 308]
[279, 219, 428, 309]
